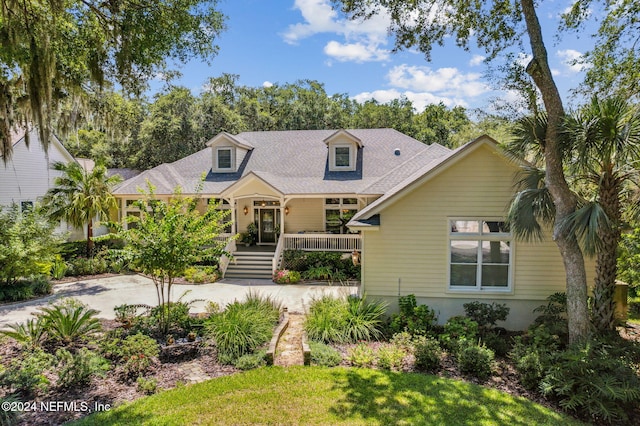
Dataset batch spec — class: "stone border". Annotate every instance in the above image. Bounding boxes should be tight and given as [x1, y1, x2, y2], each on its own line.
[266, 308, 289, 365]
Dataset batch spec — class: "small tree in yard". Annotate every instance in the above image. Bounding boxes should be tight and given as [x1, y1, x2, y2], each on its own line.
[0, 205, 63, 286]
[118, 184, 233, 335]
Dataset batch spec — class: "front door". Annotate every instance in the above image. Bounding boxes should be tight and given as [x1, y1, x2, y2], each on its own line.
[259, 209, 276, 243]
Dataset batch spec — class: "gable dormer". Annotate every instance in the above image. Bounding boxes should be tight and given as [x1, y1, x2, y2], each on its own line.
[324, 130, 363, 172]
[206, 132, 253, 173]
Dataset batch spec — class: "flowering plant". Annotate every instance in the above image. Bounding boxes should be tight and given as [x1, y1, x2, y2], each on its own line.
[273, 269, 301, 284]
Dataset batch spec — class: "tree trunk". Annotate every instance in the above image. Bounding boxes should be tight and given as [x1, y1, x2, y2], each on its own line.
[592, 172, 621, 331]
[86, 219, 94, 257]
[520, 0, 590, 343]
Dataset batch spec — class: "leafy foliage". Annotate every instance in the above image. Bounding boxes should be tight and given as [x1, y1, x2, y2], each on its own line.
[42, 161, 122, 256]
[457, 341, 495, 381]
[100, 331, 159, 379]
[55, 348, 109, 389]
[347, 342, 376, 368]
[0, 318, 47, 351]
[0, 349, 54, 397]
[117, 185, 233, 334]
[375, 343, 406, 371]
[412, 335, 443, 372]
[388, 294, 438, 336]
[0, 205, 62, 287]
[463, 301, 510, 330]
[38, 299, 102, 348]
[540, 341, 640, 425]
[0, 0, 226, 160]
[233, 350, 267, 370]
[440, 316, 479, 352]
[618, 226, 640, 297]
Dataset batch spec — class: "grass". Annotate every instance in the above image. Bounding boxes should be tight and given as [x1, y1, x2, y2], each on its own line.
[71, 367, 583, 425]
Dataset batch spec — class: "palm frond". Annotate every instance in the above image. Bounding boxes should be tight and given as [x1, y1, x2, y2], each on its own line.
[559, 200, 611, 256]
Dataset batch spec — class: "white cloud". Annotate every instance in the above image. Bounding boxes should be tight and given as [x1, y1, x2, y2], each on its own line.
[353, 89, 466, 111]
[557, 49, 590, 73]
[283, 0, 391, 62]
[263, 81, 274, 88]
[323, 40, 390, 63]
[387, 64, 490, 98]
[469, 55, 485, 66]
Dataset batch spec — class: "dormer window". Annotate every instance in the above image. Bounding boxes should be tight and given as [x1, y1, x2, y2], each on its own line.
[324, 130, 362, 172]
[217, 147, 233, 170]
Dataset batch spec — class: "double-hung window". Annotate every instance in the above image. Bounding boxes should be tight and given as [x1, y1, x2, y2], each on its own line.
[217, 148, 233, 170]
[449, 219, 512, 291]
[334, 146, 351, 168]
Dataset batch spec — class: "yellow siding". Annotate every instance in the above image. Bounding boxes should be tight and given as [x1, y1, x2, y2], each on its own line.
[284, 198, 324, 233]
[362, 143, 594, 329]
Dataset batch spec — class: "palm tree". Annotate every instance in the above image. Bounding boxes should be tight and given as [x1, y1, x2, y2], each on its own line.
[506, 96, 640, 331]
[43, 161, 122, 256]
[564, 97, 640, 331]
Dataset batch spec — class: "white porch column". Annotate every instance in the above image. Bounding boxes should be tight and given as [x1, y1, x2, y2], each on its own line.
[280, 197, 286, 234]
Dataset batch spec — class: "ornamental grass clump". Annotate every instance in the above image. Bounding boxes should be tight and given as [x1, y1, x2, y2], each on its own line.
[304, 294, 387, 344]
[206, 292, 281, 364]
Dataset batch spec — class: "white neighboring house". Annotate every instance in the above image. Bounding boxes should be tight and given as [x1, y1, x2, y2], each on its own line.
[0, 128, 83, 239]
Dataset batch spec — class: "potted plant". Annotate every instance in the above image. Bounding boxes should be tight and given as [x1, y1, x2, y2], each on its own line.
[246, 222, 258, 245]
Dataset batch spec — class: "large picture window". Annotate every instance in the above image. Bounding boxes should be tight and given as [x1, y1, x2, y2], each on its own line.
[325, 198, 358, 234]
[449, 219, 511, 291]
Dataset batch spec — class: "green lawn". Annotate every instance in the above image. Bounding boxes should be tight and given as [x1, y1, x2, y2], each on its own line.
[72, 367, 583, 425]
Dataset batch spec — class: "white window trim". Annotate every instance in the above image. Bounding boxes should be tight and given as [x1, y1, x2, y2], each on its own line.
[329, 142, 357, 171]
[447, 218, 514, 293]
[324, 198, 359, 234]
[216, 147, 234, 171]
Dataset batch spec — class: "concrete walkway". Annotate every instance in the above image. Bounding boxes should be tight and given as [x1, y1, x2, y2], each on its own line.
[0, 275, 359, 328]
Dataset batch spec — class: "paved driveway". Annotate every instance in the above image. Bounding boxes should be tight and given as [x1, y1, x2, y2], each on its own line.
[0, 275, 360, 328]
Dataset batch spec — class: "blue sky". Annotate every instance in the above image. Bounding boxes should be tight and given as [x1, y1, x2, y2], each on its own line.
[161, 0, 596, 113]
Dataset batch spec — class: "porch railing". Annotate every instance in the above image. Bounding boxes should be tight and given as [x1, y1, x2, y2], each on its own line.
[272, 233, 362, 270]
[282, 233, 361, 252]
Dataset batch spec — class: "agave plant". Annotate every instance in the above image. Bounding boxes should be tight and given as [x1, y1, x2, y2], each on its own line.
[0, 318, 47, 350]
[39, 299, 102, 347]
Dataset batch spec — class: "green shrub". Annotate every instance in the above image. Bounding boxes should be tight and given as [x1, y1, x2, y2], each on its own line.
[0, 394, 21, 426]
[100, 332, 159, 379]
[136, 376, 158, 395]
[540, 340, 640, 425]
[206, 293, 280, 363]
[389, 294, 437, 336]
[0, 317, 47, 350]
[481, 329, 512, 357]
[0, 276, 50, 302]
[376, 343, 406, 371]
[234, 350, 267, 370]
[532, 292, 569, 342]
[66, 254, 109, 276]
[389, 331, 414, 352]
[347, 343, 376, 368]
[38, 299, 101, 347]
[304, 295, 386, 344]
[55, 348, 109, 389]
[440, 316, 479, 352]
[463, 301, 510, 330]
[457, 341, 494, 381]
[510, 325, 561, 390]
[0, 349, 54, 396]
[183, 266, 218, 283]
[303, 266, 334, 281]
[412, 335, 442, 372]
[309, 342, 342, 367]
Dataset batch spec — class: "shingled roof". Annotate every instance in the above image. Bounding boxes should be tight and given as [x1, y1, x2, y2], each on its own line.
[114, 128, 452, 196]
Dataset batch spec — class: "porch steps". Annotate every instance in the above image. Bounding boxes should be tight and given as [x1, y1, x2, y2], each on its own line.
[224, 251, 274, 280]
